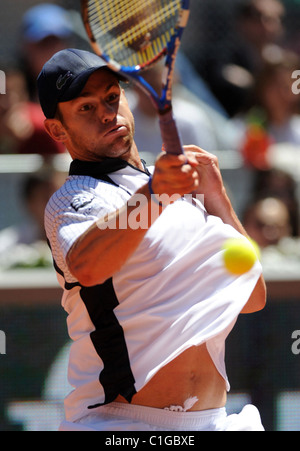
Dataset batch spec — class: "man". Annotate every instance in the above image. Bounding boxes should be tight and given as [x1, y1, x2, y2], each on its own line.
[38, 49, 266, 431]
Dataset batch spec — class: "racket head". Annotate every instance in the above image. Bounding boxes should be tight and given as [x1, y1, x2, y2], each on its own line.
[81, 0, 189, 74]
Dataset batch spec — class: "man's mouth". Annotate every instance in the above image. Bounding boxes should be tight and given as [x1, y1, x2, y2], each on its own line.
[105, 125, 128, 137]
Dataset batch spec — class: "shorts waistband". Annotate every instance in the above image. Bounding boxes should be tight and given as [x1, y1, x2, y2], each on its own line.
[95, 402, 227, 429]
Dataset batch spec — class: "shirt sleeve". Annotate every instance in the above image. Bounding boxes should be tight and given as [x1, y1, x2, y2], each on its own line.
[45, 178, 129, 268]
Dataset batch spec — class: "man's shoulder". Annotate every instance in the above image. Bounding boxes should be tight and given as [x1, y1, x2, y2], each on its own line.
[45, 174, 125, 218]
[45, 175, 96, 214]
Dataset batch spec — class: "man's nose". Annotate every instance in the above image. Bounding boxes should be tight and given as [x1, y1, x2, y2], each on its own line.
[99, 102, 116, 123]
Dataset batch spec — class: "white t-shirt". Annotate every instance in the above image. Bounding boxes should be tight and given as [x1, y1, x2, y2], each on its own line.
[45, 158, 262, 423]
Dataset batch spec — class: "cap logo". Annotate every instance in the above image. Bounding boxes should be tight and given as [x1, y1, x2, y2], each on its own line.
[56, 71, 73, 90]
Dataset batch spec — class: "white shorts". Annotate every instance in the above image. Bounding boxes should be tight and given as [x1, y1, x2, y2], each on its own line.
[60, 403, 264, 431]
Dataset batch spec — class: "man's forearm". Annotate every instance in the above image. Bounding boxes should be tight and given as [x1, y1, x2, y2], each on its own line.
[204, 187, 249, 237]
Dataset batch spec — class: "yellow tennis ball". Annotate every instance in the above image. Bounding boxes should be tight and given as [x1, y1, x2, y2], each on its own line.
[222, 238, 260, 275]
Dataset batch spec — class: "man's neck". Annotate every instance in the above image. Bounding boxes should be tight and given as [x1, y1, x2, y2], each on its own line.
[69, 142, 144, 171]
[116, 142, 144, 171]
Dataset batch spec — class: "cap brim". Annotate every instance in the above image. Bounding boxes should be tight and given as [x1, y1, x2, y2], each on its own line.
[59, 66, 127, 104]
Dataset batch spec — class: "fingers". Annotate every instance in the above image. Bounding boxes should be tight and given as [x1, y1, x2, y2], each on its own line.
[155, 152, 189, 169]
[151, 146, 225, 204]
[152, 152, 199, 196]
[183, 146, 220, 168]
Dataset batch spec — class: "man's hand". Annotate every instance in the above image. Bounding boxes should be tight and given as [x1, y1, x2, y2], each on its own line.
[151, 146, 226, 210]
[184, 146, 225, 199]
[150, 151, 200, 198]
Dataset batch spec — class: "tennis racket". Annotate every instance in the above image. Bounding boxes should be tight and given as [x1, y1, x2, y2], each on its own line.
[81, 0, 190, 155]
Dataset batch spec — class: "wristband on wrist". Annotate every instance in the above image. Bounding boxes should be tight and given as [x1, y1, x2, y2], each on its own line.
[148, 176, 164, 207]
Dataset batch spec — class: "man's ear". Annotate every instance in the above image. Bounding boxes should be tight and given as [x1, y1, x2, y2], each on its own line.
[44, 119, 67, 143]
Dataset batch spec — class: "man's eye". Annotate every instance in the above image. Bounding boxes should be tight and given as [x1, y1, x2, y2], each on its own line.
[80, 104, 93, 112]
[108, 93, 119, 103]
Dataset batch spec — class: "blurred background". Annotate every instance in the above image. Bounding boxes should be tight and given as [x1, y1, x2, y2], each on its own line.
[1, 0, 300, 431]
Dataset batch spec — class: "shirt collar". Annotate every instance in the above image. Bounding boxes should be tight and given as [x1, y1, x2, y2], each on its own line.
[69, 158, 150, 179]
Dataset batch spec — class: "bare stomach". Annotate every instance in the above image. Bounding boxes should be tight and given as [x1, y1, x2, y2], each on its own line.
[116, 343, 227, 411]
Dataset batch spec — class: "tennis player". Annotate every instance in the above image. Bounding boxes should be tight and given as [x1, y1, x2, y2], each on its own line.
[38, 49, 266, 431]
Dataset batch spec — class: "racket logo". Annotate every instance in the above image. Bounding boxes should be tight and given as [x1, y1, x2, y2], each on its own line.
[140, 33, 152, 52]
[56, 71, 73, 90]
[0, 70, 6, 95]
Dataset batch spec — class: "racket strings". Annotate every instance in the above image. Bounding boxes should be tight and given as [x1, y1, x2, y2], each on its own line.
[88, 0, 177, 36]
[86, 0, 181, 66]
[102, 8, 174, 54]
[89, 0, 157, 33]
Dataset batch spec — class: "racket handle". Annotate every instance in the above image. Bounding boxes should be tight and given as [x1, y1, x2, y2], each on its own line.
[159, 109, 183, 155]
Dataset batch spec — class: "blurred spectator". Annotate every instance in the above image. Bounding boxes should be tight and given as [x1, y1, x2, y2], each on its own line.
[175, 52, 230, 119]
[241, 167, 300, 276]
[234, 48, 300, 170]
[0, 4, 77, 156]
[19, 3, 73, 102]
[236, 0, 285, 61]
[0, 65, 65, 155]
[0, 168, 62, 270]
[243, 196, 292, 248]
[198, 0, 286, 117]
[243, 192, 300, 277]
[174, 54, 241, 151]
[252, 168, 300, 237]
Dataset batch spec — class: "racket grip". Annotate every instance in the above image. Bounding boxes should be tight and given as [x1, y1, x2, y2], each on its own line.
[159, 109, 183, 155]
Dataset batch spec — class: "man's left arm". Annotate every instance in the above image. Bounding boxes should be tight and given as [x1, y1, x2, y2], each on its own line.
[186, 146, 267, 314]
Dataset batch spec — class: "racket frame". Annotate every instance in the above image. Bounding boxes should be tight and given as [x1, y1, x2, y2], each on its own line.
[81, 0, 190, 113]
[81, 0, 190, 155]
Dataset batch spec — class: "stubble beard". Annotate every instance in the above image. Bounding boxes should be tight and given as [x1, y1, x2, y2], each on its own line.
[68, 124, 135, 161]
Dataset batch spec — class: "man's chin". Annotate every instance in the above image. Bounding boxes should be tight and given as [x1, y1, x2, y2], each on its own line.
[104, 139, 133, 159]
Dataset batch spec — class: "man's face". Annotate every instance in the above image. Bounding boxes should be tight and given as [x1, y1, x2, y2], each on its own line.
[241, 0, 285, 48]
[56, 70, 136, 161]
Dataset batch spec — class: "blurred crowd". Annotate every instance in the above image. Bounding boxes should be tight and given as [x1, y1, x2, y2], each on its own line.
[0, 0, 300, 274]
